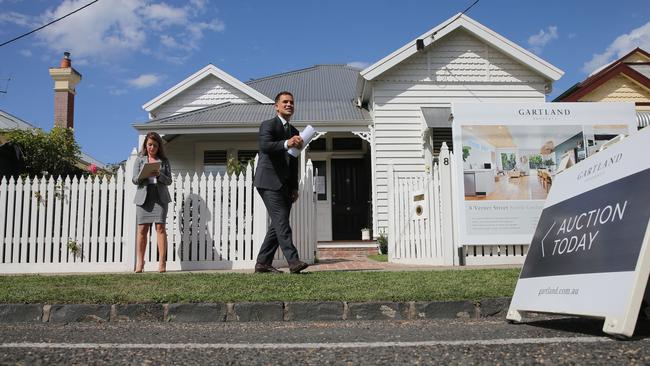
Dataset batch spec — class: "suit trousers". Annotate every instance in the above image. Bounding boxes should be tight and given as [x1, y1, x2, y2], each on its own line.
[256, 186, 299, 264]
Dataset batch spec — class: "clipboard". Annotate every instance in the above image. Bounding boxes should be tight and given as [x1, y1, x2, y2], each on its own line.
[138, 161, 161, 181]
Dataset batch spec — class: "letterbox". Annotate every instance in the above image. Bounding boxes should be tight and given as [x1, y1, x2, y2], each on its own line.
[412, 189, 428, 220]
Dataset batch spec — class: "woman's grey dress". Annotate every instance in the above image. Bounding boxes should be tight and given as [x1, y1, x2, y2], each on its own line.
[132, 157, 173, 225]
[137, 184, 167, 224]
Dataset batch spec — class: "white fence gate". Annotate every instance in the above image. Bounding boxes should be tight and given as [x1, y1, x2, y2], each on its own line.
[387, 143, 456, 265]
[0, 152, 317, 274]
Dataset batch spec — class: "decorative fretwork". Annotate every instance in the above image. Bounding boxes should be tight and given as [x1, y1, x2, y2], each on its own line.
[352, 128, 373, 143]
[310, 132, 327, 142]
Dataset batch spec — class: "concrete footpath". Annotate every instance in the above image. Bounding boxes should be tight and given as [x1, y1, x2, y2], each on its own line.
[0, 256, 517, 324]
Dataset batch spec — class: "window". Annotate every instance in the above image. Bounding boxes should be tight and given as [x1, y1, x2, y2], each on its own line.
[204, 150, 227, 176]
[308, 138, 326, 151]
[500, 153, 516, 170]
[332, 138, 362, 151]
[528, 154, 544, 169]
[237, 150, 257, 164]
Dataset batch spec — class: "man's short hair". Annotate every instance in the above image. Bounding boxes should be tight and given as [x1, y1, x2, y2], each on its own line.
[274, 91, 294, 103]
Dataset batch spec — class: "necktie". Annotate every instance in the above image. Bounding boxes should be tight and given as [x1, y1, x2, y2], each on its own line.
[284, 123, 291, 165]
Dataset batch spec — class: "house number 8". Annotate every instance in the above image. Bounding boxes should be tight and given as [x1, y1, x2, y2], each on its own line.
[443, 158, 449, 165]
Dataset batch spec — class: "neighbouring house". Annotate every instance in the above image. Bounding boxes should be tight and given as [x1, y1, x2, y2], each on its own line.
[553, 47, 650, 129]
[0, 53, 105, 177]
[133, 13, 563, 243]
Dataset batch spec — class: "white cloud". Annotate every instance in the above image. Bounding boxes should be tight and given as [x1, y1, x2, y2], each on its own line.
[37, 0, 145, 60]
[0, 11, 33, 27]
[141, 3, 188, 27]
[19, 49, 32, 57]
[189, 0, 208, 11]
[347, 61, 370, 70]
[582, 21, 650, 74]
[527, 26, 558, 55]
[28, 0, 224, 64]
[160, 34, 180, 49]
[127, 73, 162, 88]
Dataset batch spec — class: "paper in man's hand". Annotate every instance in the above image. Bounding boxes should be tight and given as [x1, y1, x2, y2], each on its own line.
[138, 161, 161, 181]
[288, 125, 318, 157]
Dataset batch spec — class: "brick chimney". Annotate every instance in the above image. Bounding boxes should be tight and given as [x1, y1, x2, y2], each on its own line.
[48, 52, 82, 129]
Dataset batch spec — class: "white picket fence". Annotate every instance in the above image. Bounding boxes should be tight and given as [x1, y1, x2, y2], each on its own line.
[0, 171, 133, 273]
[387, 144, 457, 265]
[0, 152, 317, 274]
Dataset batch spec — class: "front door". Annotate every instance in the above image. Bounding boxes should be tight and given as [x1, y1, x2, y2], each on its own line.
[331, 158, 370, 240]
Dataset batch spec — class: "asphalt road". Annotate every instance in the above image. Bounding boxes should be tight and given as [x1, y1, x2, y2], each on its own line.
[1, 317, 649, 365]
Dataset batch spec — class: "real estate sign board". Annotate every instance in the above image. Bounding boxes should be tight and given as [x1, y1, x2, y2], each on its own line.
[452, 102, 637, 245]
[506, 126, 650, 337]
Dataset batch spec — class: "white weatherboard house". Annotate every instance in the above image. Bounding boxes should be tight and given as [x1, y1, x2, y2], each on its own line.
[134, 14, 563, 247]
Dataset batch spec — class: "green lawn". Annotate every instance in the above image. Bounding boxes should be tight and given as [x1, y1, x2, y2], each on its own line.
[367, 254, 388, 262]
[0, 269, 519, 304]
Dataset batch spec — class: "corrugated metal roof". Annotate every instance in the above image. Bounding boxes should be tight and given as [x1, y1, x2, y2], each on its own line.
[141, 103, 271, 126]
[246, 64, 362, 101]
[141, 100, 370, 127]
[630, 64, 650, 79]
[0, 109, 37, 130]
[638, 111, 650, 128]
[140, 65, 370, 127]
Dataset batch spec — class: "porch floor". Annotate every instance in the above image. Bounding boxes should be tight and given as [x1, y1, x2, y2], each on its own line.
[317, 240, 378, 248]
[317, 240, 379, 260]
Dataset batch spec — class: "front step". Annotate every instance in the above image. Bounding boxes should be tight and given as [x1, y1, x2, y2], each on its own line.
[317, 241, 378, 259]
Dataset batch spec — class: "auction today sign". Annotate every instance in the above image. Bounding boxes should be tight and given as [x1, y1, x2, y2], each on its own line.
[507, 127, 650, 338]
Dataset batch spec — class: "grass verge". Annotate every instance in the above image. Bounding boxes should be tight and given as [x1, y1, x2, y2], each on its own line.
[0, 269, 519, 304]
[367, 254, 388, 262]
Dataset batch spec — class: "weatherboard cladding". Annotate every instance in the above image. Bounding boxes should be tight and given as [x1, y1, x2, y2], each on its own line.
[142, 65, 369, 126]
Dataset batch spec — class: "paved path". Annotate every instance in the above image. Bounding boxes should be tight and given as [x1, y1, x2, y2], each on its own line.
[294, 255, 519, 273]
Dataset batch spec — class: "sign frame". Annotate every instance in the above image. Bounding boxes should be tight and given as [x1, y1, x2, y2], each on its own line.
[506, 127, 650, 338]
[451, 102, 637, 246]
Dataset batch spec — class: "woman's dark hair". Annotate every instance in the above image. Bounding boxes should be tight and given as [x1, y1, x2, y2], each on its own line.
[140, 132, 167, 160]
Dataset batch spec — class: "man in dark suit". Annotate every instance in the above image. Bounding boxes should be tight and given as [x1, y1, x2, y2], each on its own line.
[253, 91, 309, 274]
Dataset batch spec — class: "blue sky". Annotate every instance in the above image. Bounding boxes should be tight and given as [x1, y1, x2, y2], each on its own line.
[0, 0, 648, 164]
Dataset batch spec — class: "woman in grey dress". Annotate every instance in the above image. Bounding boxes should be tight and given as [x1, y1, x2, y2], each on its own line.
[132, 132, 172, 273]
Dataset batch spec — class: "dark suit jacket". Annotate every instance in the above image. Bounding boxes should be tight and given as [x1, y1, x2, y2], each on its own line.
[254, 116, 299, 191]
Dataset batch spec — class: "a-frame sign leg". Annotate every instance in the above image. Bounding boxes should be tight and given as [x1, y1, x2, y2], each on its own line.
[506, 308, 524, 323]
[604, 225, 650, 338]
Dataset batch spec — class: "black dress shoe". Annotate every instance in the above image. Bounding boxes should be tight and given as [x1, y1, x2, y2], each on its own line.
[255, 263, 282, 273]
[289, 260, 308, 274]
